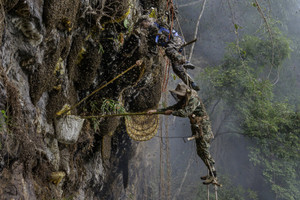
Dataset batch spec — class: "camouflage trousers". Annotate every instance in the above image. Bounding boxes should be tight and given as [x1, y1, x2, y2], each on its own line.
[172, 63, 194, 86]
[190, 117, 215, 172]
[165, 47, 195, 86]
[165, 46, 185, 64]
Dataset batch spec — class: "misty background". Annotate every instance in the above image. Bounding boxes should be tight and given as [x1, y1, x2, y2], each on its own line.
[127, 1, 300, 200]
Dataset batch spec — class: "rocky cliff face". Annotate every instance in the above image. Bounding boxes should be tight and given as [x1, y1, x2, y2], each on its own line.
[0, 0, 168, 199]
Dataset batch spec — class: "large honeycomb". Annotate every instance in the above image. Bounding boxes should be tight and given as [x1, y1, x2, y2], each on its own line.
[125, 114, 159, 141]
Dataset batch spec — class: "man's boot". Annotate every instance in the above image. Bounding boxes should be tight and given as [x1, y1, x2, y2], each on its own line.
[200, 175, 209, 180]
[201, 171, 216, 180]
[203, 176, 218, 185]
[183, 62, 195, 69]
[191, 82, 200, 91]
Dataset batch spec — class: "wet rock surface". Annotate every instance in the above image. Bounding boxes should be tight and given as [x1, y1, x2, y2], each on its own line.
[0, 0, 168, 199]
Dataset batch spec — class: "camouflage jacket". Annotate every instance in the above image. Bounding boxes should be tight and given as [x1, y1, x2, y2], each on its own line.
[158, 95, 206, 118]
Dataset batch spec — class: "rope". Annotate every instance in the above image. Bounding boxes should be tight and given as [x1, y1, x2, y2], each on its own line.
[207, 184, 210, 200]
[207, 169, 210, 200]
[163, 94, 172, 200]
[57, 61, 142, 116]
[166, 0, 175, 39]
[215, 185, 218, 200]
[162, 59, 170, 92]
[206, 158, 219, 200]
[159, 119, 165, 200]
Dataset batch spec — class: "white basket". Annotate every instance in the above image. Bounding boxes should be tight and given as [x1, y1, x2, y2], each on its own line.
[55, 115, 85, 144]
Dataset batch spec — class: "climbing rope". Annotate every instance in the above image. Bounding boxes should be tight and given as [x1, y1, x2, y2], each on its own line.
[159, 119, 166, 200]
[215, 185, 218, 200]
[206, 158, 220, 200]
[160, 0, 176, 94]
[162, 58, 170, 92]
[166, 0, 175, 39]
[207, 184, 210, 200]
[163, 93, 172, 200]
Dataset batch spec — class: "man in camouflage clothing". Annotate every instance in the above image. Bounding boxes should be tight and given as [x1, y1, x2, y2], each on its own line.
[162, 30, 200, 91]
[148, 83, 217, 185]
[137, 16, 200, 91]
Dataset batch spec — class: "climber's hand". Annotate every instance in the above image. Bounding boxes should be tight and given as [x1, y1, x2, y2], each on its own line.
[164, 110, 173, 115]
[147, 109, 157, 114]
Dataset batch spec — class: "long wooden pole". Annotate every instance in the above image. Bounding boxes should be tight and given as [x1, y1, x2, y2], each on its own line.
[80, 111, 165, 119]
[57, 60, 142, 116]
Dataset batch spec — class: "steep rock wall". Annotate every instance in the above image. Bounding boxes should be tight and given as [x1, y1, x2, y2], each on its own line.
[0, 0, 168, 199]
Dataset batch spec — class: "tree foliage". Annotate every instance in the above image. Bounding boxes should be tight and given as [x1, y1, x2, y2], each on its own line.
[200, 33, 300, 199]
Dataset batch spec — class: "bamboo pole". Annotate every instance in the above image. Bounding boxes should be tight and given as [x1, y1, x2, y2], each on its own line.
[180, 38, 197, 49]
[80, 111, 165, 119]
[57, 60, 143, 116]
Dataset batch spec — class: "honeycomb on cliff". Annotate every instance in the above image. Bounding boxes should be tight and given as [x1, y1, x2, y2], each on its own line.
[125, 114, 159, 141]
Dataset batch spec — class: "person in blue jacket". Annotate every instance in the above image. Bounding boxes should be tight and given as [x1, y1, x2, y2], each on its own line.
[137, 16, 200, 91]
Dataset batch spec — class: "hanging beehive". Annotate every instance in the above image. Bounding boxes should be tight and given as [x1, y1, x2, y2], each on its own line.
[125, 114, 159, 141]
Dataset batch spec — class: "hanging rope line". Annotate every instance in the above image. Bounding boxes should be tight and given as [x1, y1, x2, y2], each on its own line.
[56, 60, 143, 116]
[207, 182, 210, 200]
[215, 185, 218, 200]
[159, 118, 166, 200]
[162, 59, 170, 92]
[175, 14, 187, 56]
[163, 93, 172, 200]
[207, 168, 210, 200]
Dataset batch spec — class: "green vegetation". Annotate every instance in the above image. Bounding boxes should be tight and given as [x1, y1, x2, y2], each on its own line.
[0, 109, 10, 131]
[200, 32, 300, 200]
[87, 99, 126, 132]
[100, 98, 126, 115]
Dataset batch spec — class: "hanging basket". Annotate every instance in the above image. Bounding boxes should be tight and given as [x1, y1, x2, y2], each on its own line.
[55, 115, 85, 144]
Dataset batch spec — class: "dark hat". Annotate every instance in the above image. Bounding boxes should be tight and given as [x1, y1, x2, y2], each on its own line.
[169, 83, 190, 97]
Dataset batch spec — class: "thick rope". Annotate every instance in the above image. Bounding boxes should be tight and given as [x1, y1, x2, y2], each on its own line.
[159, 119, 165, 200]
[207, 184, 210, 200]
[215, 185, 218, 200]
[162, 59, 170, 92]
[163, 94, 172, 200]
[206, 158, 219, 199]
[207, 169, 210, 200]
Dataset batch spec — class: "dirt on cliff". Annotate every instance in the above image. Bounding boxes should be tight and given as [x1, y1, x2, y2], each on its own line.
[0, 0, 172, 199]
